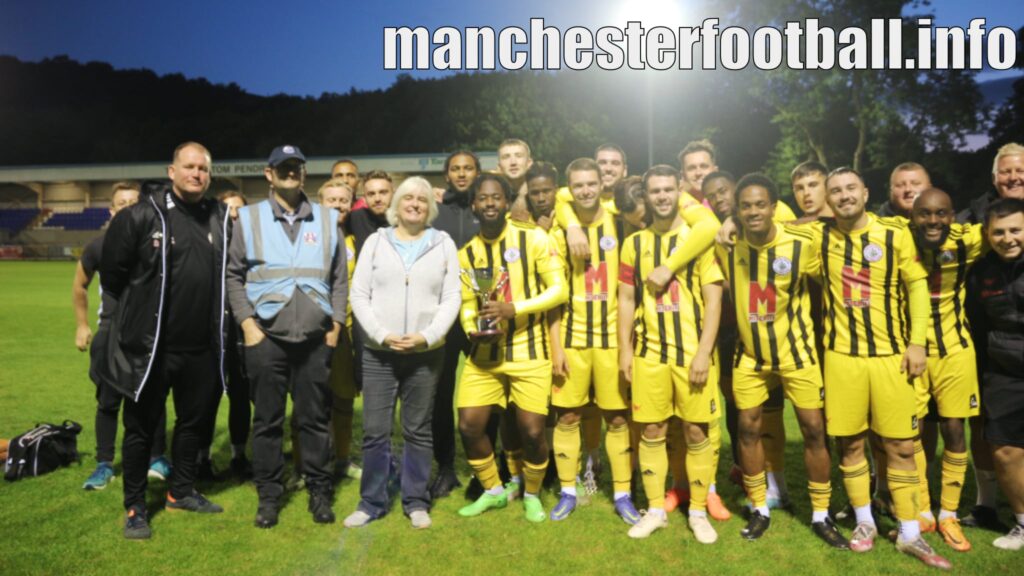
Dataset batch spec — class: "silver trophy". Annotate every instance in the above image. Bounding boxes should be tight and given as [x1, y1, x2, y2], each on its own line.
[462, 266, 509, 336]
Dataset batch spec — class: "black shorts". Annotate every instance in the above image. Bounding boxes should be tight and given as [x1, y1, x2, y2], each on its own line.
[982, 371, 1024, 448]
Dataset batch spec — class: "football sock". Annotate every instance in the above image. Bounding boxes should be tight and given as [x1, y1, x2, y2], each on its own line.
[561, 485, 577, 497]
[840, 459, 872, 509]
[899, 519, 922, 541]
[708, 414, 722, 489]
[332, 397, 354, 461]
[468, 454, 502, 491]
[686, 436, 713, 513]
[808, 480, 832, 517]
[854, 504, 874, 525]
[975, 469, 998, 508]
[939, 450, 968, 516]
[553, 421, 581, 489]
[639, 435, 668, 510]
[812, 510, 829, 523]
[614, 491, 630, 501]
[913, 439, 932, 516]
[744, 472, 768, 510]
[523, 459, 548, 495]
[888, 467, 921, 523]
[667, 419, 687, 488]
[605, 423, 632, 494]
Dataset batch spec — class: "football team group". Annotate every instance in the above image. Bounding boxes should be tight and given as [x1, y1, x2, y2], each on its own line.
[72, 138, 1024, 571]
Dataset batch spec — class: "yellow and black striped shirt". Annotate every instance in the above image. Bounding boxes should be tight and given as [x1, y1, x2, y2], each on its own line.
[459, 220, 563, 363]
[715, 223, 819, 372]
[808, 214, 928, 357]
[619, 224, 723, 366]
[551, 211, 620, 349]
[916, 222, 985, 357]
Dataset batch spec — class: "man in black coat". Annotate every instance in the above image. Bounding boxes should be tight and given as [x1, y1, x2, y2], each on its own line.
[100, 142, 230, 540]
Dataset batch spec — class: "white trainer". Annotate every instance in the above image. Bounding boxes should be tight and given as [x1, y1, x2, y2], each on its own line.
[993, 525, 1024, 551]
[628, 511, 668, 539]
[689, 514, 719, 544]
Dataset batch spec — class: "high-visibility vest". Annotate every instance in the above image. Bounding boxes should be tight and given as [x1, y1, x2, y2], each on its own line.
[237, 200, 338, 320]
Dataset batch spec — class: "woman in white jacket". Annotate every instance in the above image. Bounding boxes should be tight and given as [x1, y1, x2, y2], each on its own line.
[344, 176, 461, 529]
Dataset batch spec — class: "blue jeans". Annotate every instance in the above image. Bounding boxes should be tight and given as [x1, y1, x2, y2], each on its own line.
[358, 347, 442, 517]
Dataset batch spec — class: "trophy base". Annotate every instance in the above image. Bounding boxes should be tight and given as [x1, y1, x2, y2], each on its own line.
[470, 329, 505, 338]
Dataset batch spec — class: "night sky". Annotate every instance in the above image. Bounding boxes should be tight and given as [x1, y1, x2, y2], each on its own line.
[1, 0, 1020, 96]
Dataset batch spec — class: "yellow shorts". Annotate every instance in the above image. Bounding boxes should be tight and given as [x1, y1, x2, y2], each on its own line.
[917, 347, 980, 419]
[328, 339, 357, 400]
[552, 347, 627, 411]
[456, 358, 551, 416]
[732, 361, 824, 411]
[631, 355, 720, 424]
[823, 351, 918, 439]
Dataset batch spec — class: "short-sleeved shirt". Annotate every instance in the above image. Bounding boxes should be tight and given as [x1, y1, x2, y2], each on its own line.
[916, 222, 985, 358]
[715, 223, 820, 372]
[550, 210, 620, 350]
[459, 220, 563, 364]
[806, 214, 928, 358]
[619, 223, 723, 367]
[81, 233, 114, 324]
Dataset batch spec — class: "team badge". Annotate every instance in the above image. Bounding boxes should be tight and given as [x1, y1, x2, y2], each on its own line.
[863, 243, 883, 263]
[303, 232, 318, 245]
[283, 145, 296, 154]
[151, 231, 162, 248]
[772, 256, 792, 275]
[599, 235, 617, 251]
[346, 247, 355, 261]
[939, 250, 955, 264]
[504, 247, 521, 263]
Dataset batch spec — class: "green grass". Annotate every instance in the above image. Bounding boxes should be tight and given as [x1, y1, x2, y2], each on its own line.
[0, 261, 1020, 575]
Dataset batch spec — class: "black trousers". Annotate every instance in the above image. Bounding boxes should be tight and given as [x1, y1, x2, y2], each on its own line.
[90, 323, 167, 464]
[122, 349, 220, 510]
[248, 337, 333, 502]
[432, 322, 468, 469]
[200, 339, 251, 453]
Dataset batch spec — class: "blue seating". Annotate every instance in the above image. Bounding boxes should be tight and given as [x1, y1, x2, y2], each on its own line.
[0, 208, 40, 232]
[44, 208, 110, 230]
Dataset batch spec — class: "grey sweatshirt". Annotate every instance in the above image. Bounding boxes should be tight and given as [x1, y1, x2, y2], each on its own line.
[351, 227, 461, 351]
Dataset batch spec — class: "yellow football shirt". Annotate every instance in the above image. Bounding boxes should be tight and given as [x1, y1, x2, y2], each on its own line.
[917, 222, 985, 357]
[807, 214, 928, 357]
[459, 220, 563, 363]
[619, 224, 723, 366]
[715, 223, 819, 371]
[550, 209, 620, 350]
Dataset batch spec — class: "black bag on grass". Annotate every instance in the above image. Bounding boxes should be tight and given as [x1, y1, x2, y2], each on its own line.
[4, 421, 82, 481]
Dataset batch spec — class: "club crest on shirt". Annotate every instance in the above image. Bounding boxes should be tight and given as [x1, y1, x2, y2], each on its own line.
[504, 247, 521, 263]
[772, 256, 792, 275]
[863, 243, 883, 263]
[599, 235, 617, 251]
[939, 250, 955, 264]
[303, 232, 318, 245]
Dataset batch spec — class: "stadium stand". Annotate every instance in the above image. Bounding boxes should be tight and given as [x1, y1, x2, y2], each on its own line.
[41, 208, 110, 230]
[0, 208, 40, 233]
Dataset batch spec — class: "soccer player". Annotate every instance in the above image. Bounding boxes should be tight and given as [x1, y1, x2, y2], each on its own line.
[456, 173, 567, 522]
[703, 171, 790, 511]
[525, 161, 558, 231]
[548, 158, 640, 523]
[909, 187, 984, 552]
[678, 139, 719, 202]
[791, 161, 833, 219]
[613, 176, 648, 237]
[812, 167, 949, 568]
[715, 174, 847, 547]
[618, 165, 724, 542]
[318, 179, 361, 481]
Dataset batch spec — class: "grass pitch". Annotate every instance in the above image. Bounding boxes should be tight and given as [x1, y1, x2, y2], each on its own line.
[0, 261, 1020, 575]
